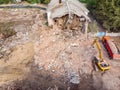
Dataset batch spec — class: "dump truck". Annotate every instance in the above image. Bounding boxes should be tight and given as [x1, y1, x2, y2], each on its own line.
[102, 36, 120, 60]
[92, 38, 110, 71]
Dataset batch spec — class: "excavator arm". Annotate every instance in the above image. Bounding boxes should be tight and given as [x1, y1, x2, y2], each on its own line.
[92, 38, 110, 71]
[93, 39, 103, 60]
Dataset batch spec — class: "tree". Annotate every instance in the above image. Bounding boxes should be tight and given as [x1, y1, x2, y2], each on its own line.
[0, 0, 14, 4]
[91, 0, 120, 32]
[0, 0, 50, 4]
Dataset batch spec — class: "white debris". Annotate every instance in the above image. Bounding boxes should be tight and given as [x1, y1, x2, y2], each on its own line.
[69, 71, 80, 84]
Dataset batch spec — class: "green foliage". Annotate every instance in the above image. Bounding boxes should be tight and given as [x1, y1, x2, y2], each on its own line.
[42, 0, 50, 4]
[90, 0, 120, 32]
[0, 0, 14, 4]
[80, 0, 120, 32]
[26, 0, 41, 4]
[79, 0, 96, 8]
[0, 0, 50, 4]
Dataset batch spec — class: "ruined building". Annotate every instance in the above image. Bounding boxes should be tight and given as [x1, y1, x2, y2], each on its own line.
[47, 0, 90, 36]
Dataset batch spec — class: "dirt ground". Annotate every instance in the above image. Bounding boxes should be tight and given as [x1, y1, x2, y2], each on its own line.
[112, 37, 120, 51]
[0, 8, 120, 90]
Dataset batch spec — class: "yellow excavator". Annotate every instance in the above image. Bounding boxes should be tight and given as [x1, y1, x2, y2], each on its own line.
[92, 38, 110, 72]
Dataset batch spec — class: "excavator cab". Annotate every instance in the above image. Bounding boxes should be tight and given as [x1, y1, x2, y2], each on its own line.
[92, 38, 110, 72]
[93, 57, 110, 71]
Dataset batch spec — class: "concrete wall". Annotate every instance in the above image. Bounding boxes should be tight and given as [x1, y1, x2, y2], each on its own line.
[47, 11, 54, 26]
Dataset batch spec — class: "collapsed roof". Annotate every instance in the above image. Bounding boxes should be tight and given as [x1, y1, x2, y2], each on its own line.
[47, 0, 90, 21]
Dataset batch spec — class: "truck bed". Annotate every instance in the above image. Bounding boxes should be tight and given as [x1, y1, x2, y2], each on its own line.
[102, 36, 120, 59]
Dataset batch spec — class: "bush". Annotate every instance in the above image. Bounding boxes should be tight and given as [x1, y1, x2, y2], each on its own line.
[0, 0, 50, 4]
[79, 0, 96, 8]
[42, 0, 50, 4]
[0, 0, 14, 4]
[25, 0, 50, 4]
[26, 0, 41, 4]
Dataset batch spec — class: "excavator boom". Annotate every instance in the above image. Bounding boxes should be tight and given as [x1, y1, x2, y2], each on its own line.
[93, 39, 103, 60]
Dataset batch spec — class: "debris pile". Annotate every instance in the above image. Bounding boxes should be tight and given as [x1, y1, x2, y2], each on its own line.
[0, 8, 120, 90]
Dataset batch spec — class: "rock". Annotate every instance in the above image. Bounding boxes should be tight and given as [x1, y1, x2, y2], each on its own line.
[70, 43, 79, 47]
[69, 71, 80, 84]
[52, 70, 55, 73]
